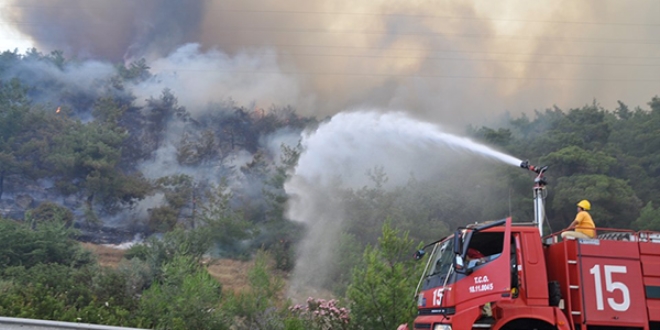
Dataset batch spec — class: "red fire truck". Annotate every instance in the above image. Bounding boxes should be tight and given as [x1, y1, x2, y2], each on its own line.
[402, 162, 660, 330]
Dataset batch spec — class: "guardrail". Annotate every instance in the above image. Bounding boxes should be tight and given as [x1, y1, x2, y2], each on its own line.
[0, 317, 148, 330]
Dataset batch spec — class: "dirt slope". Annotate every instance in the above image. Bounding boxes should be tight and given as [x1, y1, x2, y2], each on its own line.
[80, 243, 255, 293]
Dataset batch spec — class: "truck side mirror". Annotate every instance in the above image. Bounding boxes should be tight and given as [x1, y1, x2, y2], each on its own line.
[413, 249, 426, 260]
[454, 254, 467, 274]
[452, 231, 462, 255]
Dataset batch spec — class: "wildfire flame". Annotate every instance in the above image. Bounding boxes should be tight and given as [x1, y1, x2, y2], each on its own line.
[56, 106, 61, 114]
[251, 106, 265, 119]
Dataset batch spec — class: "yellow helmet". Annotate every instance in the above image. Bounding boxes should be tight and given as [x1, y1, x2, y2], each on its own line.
[577, 200, 591, 211]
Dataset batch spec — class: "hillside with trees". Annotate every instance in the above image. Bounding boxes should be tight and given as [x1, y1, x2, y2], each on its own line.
[1, 48, 660, 329]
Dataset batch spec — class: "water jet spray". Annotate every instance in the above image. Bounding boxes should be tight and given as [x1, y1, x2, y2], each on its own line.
[285, 110, 529, 298]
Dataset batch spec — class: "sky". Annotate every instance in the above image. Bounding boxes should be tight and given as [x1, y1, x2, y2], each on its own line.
[0, 0, 659, 127]
[0, 1, 32, 51]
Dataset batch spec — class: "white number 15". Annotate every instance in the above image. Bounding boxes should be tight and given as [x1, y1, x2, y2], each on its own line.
[589, 264, 630, 311]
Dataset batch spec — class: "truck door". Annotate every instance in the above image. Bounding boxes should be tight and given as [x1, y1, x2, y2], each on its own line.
[453, 218, 512, 308]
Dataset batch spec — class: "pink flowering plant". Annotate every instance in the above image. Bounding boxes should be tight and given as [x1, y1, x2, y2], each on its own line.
[288, 297, 351, 330]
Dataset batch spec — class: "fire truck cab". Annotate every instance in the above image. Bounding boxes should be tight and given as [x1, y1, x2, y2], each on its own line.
[405, 161, 660, 330]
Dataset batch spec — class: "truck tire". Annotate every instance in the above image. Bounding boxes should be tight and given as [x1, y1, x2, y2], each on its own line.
[501, 319, 557, 330]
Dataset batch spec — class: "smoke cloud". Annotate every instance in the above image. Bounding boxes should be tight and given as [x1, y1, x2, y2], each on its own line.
[130, 43, 310, 115]
[3, 0, 658, 126]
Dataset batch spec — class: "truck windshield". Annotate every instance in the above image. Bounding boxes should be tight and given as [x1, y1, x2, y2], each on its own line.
[421, 238, 456, 291]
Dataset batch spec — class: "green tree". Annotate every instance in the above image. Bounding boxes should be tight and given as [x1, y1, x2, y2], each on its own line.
[125, 227, 214, 273]
[0, 217, 92, 270]
[0, 50, 21, 75]
[147, 206, 180, 233]
[176, 129, 218, 165]
[137, 255, 225, 330]
[632, 201, 660, 231]
[218, 107, 257, 152]
[608, 97, 660, 205]
[144, 88, 189, 152]
[264, 142, 301, 222]
[0, 79, 31, 198]
[253, 142, 304, 271]
[117, 58, 152, 82]
[222, 250, 285, 329]
[46, 119, 149, 216]
[236, 151, 271, 224]
[328, 232, 363, 296]
[27, 201, 74, 228]
[539, 146, 617, 177]
[0, 263, 137, 326]
[47, 50, 66, 70]
[148, 174, 195, 232]
[346, 222, 420, 330]
[92, 96, 128, 125]
[552, 174, 641, 229]
[342, 166, 397, 245]
[472, 126, 512, 147]
[198, 179, 254, 257]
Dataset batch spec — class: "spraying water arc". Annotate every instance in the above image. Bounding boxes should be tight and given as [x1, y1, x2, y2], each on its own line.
[284, 110, 526, 298]
[291, 111, 524, 186]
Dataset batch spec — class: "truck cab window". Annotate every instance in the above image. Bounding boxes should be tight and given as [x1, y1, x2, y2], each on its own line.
[422, 239, 456, 290]
[465, 232, 504, 269]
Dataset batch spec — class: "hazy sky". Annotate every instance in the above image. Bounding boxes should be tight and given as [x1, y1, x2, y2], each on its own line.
[0, 0, 659, 127]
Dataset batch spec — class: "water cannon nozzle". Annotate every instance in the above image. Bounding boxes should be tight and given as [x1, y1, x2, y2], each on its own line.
[519, 160, 548, 174]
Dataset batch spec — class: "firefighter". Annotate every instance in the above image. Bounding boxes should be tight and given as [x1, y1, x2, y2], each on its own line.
[467, 248, 486, 262]
[465, 248, 488, 268]
[561, 199, 596, 239]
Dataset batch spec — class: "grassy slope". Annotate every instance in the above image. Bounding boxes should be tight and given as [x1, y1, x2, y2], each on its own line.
[80, 243, 255, 293]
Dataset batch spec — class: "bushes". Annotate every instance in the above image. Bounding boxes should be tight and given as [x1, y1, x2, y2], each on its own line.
[137, 256, 225, 330]
[0, 217, 92, 270]
[288, 298, 351, 330]
[0, 215, 425, 330]
[221, 251, 285, 328]
[125, 227, 214, 272]
[0, 215, 424, 330]
[28, 201, 75, 227]
[0, 263, 136, 325]
[0, 218, 138, 326]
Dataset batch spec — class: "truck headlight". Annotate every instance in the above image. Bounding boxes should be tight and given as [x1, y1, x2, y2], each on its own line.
[433, 325, 452, 330]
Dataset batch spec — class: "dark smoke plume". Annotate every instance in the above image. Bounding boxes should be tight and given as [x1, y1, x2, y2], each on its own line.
[4, 0, 658, 126]
[4, 0, 204, 61]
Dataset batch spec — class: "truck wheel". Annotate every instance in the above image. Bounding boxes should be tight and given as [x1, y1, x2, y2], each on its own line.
[501, 319, 557, 330]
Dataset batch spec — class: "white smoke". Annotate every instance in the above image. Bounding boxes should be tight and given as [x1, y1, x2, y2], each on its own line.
[131, 43, 312, 115]
[1, 56, 116, 112]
